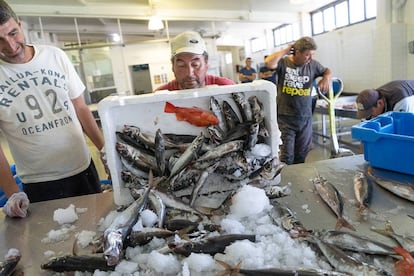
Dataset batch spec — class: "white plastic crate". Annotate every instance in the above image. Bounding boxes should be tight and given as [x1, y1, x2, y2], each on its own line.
[98, 80, 280, 205]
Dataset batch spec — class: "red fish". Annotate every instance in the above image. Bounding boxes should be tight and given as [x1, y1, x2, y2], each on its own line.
[164, 101, 219, 127]
[394, 246, 414, 276]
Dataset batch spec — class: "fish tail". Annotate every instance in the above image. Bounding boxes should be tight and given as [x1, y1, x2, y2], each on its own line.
[336, 217, 356, 231]
[164, 101, 176, 113]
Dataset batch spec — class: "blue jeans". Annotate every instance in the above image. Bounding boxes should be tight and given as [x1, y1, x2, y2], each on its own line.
[278, 115, 312, 164]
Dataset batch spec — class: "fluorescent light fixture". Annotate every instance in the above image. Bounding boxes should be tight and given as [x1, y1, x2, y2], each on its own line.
[148, 15, 164, 30]
[110, 33, 121, 42]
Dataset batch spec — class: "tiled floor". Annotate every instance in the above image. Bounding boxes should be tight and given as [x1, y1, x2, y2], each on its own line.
[0, 112, 362, 181]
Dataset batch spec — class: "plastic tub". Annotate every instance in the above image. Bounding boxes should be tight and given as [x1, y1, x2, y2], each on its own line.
[98, 80, 280, 205]
[351, 111, 414, 175]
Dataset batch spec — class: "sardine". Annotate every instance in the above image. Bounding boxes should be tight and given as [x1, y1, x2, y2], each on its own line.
[269, 200, 309, 238]
[371, 222, 414, 252]
[120, 125, 156, 152]
[121, 170, 147, 189]
[169, 234, 256, 257]
[116, 142, 159, 175]
[222, 100, 241, 131]
[316, 230, 396, 256]
[353, 171, 374, 217]
[313, 237, 392, 276]
[196, 140, 245, 162]
[103, 171, 158, 265]
[189, 163, 219, 207]
[210, 96, 228, 134]
[232, 92, 253, 122]
[169, 167, 201, 191]
[168, 133, 205, 178]
[312, 175, 355, 231]
[366, 166, 414, 202]
[155, 129, 166, 176]
[246, 122, 260, 150]
[248, 95, 265, 124]
[41, 255, 115, 272]
[0, 248, 21, 276]
[216, 260, 350, 276]
[127, 227, 175, 247]
[248, 158, 285, 182]
[148, 190, 167, 228]
[151, 189, 207, 216]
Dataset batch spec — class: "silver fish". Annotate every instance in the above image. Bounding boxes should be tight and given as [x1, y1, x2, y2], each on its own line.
[41, 254, 115, 273]
[216, 260, 350, 276]
[121, 170, 147, 189]
[196, 140, 245, 163]
[169, 234, 255, 257]
[246, 122, 260, 150]
[169, 167, 201, 191]
[207, 125, 225, 144]
[168, 133, 205, 178]
[103, 171, 157, 265]
[312, 174, 355, 231]
[366, 166, 414, 202]
[209, 96, 228, 134]
[189, 163, 219, 207]
[0, 249, 21, 276]
[248, 158, 285, 182]
[313, 237, 392, 276]
[148, 190, 167, 228]
[155, 129, 166, 176]
[248, 95, 265, 124]
[269, 200, 309, 238]
[353, 171, 374, 217]
[121, 125, 156, 151]
[116, 142, 159, 174]
[120, 157, 149, 178]
[316, 230, 396, 256]
[232, 92, 253, 122]
[371, 222, 414, 252]
[128, 227, 174, 247]
[222, 100, 240, 131]
[151, 189, 207, 216]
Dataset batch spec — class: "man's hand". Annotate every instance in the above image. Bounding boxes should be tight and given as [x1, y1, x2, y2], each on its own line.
[3, 192, 29, 218]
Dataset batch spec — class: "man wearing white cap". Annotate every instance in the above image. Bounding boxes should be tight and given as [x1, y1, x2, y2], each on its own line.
[355, 80, 414, 119]
[155, 31, 234, 91]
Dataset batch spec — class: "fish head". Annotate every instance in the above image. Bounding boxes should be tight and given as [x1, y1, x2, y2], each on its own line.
[168, 241, 193, 257]
[103, 230, 123, 266]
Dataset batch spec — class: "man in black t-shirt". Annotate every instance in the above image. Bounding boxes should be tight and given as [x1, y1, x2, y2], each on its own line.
[266, 37, 332, 164]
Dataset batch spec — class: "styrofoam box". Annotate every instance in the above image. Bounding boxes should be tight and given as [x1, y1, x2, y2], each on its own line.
[352, 111, 414, 175]
[98, 80, 279, 205]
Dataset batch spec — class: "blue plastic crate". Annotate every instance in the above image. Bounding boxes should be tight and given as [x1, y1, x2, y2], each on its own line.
[352, 112, 414, 175]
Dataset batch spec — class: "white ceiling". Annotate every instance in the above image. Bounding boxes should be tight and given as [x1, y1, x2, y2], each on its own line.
[8, 0, 334, 47]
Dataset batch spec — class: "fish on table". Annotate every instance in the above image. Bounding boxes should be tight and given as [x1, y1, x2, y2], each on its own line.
[168, 234, 256, 257]
[366, 166, 414, 203]
[312, 174, 355, 231]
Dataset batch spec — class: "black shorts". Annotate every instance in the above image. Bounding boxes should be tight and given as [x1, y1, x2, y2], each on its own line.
[23, 160, 101, 203]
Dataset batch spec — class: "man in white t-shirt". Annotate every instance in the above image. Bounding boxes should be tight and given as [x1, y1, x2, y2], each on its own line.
[0, 0, 107, 218]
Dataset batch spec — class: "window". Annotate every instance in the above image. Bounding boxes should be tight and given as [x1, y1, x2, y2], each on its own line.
[311, 0, 376, 36]
[272, 23, 300, 47]
[250, 37, 266, 52]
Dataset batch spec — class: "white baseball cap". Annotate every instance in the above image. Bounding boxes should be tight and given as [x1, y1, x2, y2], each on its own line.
[171, 31, 207, 57]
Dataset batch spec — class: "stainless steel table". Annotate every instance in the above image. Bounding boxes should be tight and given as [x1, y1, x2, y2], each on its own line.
[277, 154, 414, 243]
[1, 155, 413, 274]
[0, 191, 115, 275]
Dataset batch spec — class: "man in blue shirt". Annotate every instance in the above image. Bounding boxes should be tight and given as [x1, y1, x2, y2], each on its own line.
[239, 57, 257, 83]
[259, 55, 276, 84]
